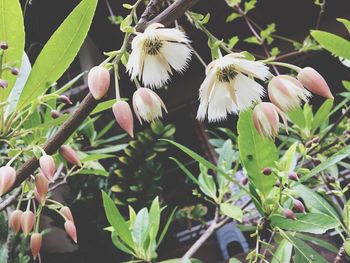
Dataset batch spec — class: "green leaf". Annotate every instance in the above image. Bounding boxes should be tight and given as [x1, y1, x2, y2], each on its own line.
[238, 109, 278, 196]
[280, 232, 328, 263]
[337, 18, 350, 33]
[342, 80, 350, 91]
[198, 172, 217, 200]
[80, 154, 114, 162]
[17, 0, 97, 109]
[217, 139, 234, 188]
[311, 30, 350, 60]
[156, 207, 176, 248]
[311, 99, 333, 133]
[299, 144, 350, 182]
[101, 191, 134, 249]
[220, 203, 243, 222]
[288, 107, 305, 129]
[91, 99, 115, 115]
[86, 144, 128, 154]
[148, 197, 160, 245]
[271, 239, 293, 263]
[0, 0, 25, 102]
[132, 208, 149, 246]
[226, 13, 241, 22]
[55, 71, 86, 95]
[278, 142, 298, 172]
[293, 185, 340, 222]
[295, 233, 338, 254]
[270, 213, 339, 234]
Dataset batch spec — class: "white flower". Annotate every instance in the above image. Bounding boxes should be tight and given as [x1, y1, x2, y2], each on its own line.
[268, 75, 311, 112]
[132, 88, 167, 123]
[126, 23, 192, 88]
[197, 53, 271, 122]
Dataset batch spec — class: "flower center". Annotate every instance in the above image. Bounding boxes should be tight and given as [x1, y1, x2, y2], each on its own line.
[144, 38, 163, 55]
[217, 65, 237, 83]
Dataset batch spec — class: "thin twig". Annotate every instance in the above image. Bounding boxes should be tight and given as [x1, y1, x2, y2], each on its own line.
[0, 187, 21, 211]
[333, 244, 345, 263]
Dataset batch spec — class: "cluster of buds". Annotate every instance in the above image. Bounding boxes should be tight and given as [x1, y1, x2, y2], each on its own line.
[282, 199, 306, 220]
[253, 67, 333, 138]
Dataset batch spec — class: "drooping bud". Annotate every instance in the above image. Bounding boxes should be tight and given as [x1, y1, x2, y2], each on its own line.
[60, 206, 74, 222]
[35, 174, 49, 204]
[88, 66, 110, 100]
[30, 233, 42, 259]
[312, 136, 320, 144]
[21, 210, 35, 236]
[0, 42, 8, 50]
[262, 167, 272, 176]
[51, 110, 61, 119]
[9, 210, 23, 233]
[112, 101, 134, 137]
[288, 172, 299, 181]
[297, 67, 333, 99]
[313, 159, 321, 165]
[283, 208, 297, 220]
[253, 102, 288, 139]
[11, 67, 19, 76]
[64, 220, 77, 243]
[327, 176, 336, 183]
[293, 200, 306, 213]
[39, 155, 55, 182]
[59, 145, 81, 166]
[275, 180, 281, 187]
[240, 176, 248, 186]
[0, 79, 8, 89]
[268, 75, 311, 112]
[59, 95, 73, 105]
[132, 88, 167, 123]
[0, 166, 16, 196]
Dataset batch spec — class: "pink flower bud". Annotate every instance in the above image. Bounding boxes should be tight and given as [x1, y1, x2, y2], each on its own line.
[0, 42, 8, 50]
[11, 67, 19, 76]
[21, 210, 35, 236]
[64, 220, 77, 243]
[39, 155, 55, 182]
[59, 145, 81, 166]
[30, 233, 42, 259]
[293, 200, 306, 213]
[297, 67, 333, 99]
[88, 66, 110, 100]
[51, 110, 61, 119]
[288, 172, 299, 181]
[35, 174, 49, 204]
[112, 101, 134, 137]
[0, 166, 16, 196]
[9, 209, 23, 233]
[59, 95, 73, 105]
[60, 206, 74, 222]
[253, 102, 288, 138]
[0, 79, 8, 89]
[262, 167, 272, 176]
[268, 75, 311, 112]
[283, 208, 297, 220]
[240, 176, 248, 186]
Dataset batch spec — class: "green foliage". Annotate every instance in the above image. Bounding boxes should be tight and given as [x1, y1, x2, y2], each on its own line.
[110, 121, 175, 208]
[17, 0, 97, 110]
[311, 30, 350, 60]
[102, 192, 175, 262]
[0, 0, 25, 102]
[238, 109, 278, 197]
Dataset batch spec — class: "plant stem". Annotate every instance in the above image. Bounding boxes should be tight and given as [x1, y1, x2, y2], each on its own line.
[333, 244, 345, 263]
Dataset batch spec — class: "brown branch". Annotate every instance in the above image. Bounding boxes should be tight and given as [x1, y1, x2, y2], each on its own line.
[333, 244, 345, 263]
[0, 0, 199, 199]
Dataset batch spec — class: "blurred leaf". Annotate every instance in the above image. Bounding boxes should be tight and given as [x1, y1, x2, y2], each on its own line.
[311, 99, 333, 133]
[288, 107, 305, 129]
[238, 109, 278, 197]
[311, 30, 350, 60]
[337, 18, 350, 33]
[87, 144, 128, 154]
[270, 213, 339, 234]
[91, 99, 115, 115]
[80, 154, 114, 162]
[271, 239, 292, 263]
[17, 0, 97, 109]
[102, 191, 134, 249]
[0, 0, 25, 102]
[295, 233, 338, 254]
[220, 203, 243, 222]
[299, 144, 350, 182]
[280, 232, 327, 263]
